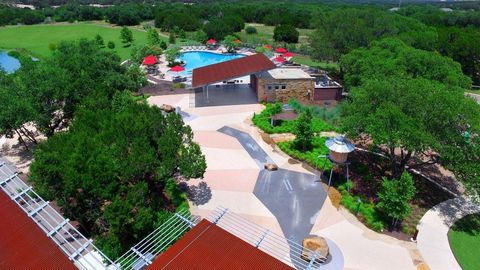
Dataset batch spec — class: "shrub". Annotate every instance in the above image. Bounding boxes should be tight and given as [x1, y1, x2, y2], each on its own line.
[273, 24, 299, 43]
[172, 83, 185, 89]
[340, 190, 385, 232]
[245, 26, 257, 34]
[107, 41, 115, 49]
[278, 137, 332, 170]
[48, 43, 57, 51]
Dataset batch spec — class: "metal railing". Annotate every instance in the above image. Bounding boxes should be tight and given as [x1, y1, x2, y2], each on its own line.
[0, 160, 117, 270]
[207, 207, 325, 270]
[115, 209, 200, 270]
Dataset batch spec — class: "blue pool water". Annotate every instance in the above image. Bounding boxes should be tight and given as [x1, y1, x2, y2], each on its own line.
[0, 51, 21, 73]
[180, 51, 244, 74]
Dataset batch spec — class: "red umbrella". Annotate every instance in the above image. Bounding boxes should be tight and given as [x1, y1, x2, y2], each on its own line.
[264, 44, 272, 50]
[206, 39, 217, 45]
[234, 39, 241, 44]
[274, 56, 286, 63]
[169, 65, 185, 72]
[283, 52, 294, 58]
[142, 55, 157, 65]
[275, 47, 288, 53]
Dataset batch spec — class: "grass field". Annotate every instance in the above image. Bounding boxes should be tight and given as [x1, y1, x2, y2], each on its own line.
[448, 214, 480, 270]
[235, 23, 314, 46]
[291, 54, 339, 72]
[0, 22, 154, 60]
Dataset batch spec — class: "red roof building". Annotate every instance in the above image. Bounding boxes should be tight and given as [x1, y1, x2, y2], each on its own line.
[0, 191, 77, 270]
[191, 54, 276, 88]
[147, 219, 294, 270]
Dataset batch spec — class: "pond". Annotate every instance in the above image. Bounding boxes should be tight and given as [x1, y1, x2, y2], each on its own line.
[0, 51, 21, 73]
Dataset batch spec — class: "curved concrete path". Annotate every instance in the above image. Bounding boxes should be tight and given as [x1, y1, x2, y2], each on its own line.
[417, 196, 480, 270]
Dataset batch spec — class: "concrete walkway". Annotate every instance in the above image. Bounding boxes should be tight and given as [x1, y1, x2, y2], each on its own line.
[148, 93, 419, 270]
[417, 196, 480, 270]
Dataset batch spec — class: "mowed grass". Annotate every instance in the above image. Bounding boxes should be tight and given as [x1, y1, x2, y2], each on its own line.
[448, 214, 480, 270]
[235, 23, 314, 45]
[291, 54, 339, 72]
[0, 23, 152, 60]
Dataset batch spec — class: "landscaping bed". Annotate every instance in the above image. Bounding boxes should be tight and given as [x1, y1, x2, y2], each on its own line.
[278, 137, 332, 171]
[327, 150, 454, 238]
[448, 214, 480, 270]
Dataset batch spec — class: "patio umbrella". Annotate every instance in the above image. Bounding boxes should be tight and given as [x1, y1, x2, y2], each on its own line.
[169, 65, 185, 72]
[206, 39, 217, 45]
[142, 55, 157, 65]
[275, 47, 288, 53]
[264, 44, 272, 50]
[283, 52, 294, 58]
[234, 39, 241, 44]
[274, 56, 286, 63]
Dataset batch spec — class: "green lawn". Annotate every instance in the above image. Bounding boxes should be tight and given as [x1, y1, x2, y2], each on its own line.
[291, 54, 339, 72]
[235, 23, 314, 46]
[448, 214, 480, 270]
[0, 23, 153, 60]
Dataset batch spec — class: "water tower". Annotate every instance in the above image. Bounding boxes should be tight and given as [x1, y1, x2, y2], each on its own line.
[321, 136, 355, 189]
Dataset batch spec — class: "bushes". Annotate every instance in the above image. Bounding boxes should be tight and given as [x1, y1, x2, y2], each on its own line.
[273, 24, 299, 43]
[252, 103, 335, 134]
[339, 186, 385, 232]
[245, 26, 257, 34]
[278, 137, 332, 171]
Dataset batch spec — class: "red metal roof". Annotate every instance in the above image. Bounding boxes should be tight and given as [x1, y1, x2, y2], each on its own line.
[147, 219, 294, 270]
[191, 53, 276, 88]
[0, 191, 77, 270]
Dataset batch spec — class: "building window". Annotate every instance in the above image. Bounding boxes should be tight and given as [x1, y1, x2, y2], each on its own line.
[267, 85, 272, 90]
[281, 85, 286, 90]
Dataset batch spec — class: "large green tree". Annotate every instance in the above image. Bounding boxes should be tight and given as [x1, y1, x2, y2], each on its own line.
[29, 93, 206, 259]
[13, 39, 144, 137]
[293, 109, 314, 151]
[340, 38, 471, 90]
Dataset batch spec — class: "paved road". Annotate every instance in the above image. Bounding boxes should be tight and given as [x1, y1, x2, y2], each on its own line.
[417, 196, 480, 270]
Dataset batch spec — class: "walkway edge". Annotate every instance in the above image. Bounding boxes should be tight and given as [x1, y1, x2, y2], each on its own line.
[417, 196, 480, 270]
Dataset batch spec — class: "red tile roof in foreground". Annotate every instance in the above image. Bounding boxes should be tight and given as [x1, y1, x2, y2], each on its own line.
[148, 219, 294, 270]
[0, 191, 76, 270]
[192, 53, 276, 88]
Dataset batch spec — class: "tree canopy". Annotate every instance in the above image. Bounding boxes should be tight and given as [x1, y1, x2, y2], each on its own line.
[340, 38, 471, 90]
[29, 92, 206, 259]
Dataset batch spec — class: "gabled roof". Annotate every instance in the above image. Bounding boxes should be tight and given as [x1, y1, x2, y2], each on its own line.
[192, 53, 276, 88]
[0, 191, 77, 270]
[147, 219, 294, 270]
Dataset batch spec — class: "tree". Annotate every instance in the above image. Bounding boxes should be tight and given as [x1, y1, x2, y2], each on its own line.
[165, 46, 181, 66]
[120, 26, 134, 47]
[293, 109, 313, 151]
[203, 18, 232, 41]
[130, 44, 162, 64]
[95, 34, 105, 48]
[340, 38, 472, 90]
[378, 172, 416, 227]
[29, 93, 206, 259]
[245, 26, 257, 34]
[147, 28, 161, 46]
[168, 32, 176, 44]
[194, 30, 208, 43]
[107, 41, 115, 49]
[273, 24, 299, 43]
[10, 39, 145, 138]
[223, 35, 239, 53]
[341, 77, 480, 178]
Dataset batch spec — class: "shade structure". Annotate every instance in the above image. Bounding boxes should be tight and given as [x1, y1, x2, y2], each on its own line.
[234, 39, 241, 44]
[325, 136, 355, 153]
[275, 47, 288, 53]
[206, 38, 217, 45]
[264, 44, 272, 50]
[283, 52, 294, 58]
[142, 55, 157, 65]
[274, 56, 286, 63]
[169, 65, 185, 72]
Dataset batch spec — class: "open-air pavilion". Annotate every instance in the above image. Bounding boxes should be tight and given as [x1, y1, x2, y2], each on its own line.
[191, 53, 276, 107]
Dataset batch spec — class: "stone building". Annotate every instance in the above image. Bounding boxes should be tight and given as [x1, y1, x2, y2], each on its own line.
[251, 67, 342, 103]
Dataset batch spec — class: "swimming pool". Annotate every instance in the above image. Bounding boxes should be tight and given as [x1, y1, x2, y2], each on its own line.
[0, 51, 21, 73]
[179, 51, 245, 74]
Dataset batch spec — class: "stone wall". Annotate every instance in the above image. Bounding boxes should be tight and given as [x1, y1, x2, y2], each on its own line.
[255, 76, 315, 103]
